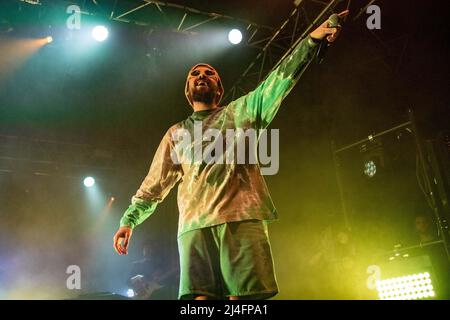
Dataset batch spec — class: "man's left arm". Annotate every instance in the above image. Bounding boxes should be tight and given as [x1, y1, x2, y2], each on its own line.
[238, 10, 348, 129]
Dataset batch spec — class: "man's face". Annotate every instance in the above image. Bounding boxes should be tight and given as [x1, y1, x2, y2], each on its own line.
[187, 66, 221, 105]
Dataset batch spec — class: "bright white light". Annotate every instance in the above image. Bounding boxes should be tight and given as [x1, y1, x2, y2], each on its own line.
[364, 160, 377, 177]
[92, 25, 109, 42]
[83, 177, 95, 188]
[46, 36, 53, 43]
[376, 272, 435, 300]
[228, 29, 242, 45]
[126, 289, 135, 298]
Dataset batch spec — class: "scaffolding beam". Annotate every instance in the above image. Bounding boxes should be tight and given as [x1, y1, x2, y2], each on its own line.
[223, 0, 341, 103]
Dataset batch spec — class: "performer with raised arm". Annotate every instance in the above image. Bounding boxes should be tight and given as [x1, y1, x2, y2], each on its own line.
[113, 10, 349, 300]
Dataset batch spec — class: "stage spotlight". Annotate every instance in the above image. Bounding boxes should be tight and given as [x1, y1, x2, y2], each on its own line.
[83, 176, 95, 188]
[110, 196, 115, 201]
[228, 29, 242, 45]
[46, 36, 53, 44]
[92, 25, 109, 42]
[364, 160, 376, 178]
[376, 272, 435, 300]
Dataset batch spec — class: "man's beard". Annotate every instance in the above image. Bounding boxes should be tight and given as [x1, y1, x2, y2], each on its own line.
[192, 89, 216, 104]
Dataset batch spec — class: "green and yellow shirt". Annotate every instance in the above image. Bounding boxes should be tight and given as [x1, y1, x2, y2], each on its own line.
[120, 36, 319, 237]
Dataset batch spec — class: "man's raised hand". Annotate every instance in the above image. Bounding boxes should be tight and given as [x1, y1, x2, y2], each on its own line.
[310, 10, 349, 43]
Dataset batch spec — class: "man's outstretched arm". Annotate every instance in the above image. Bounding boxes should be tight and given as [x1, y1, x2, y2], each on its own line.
[233, 10, 348, 129]
[113, 129, 182, 255]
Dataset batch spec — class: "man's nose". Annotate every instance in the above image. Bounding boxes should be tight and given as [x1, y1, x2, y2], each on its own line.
[198, 73, 206, 79]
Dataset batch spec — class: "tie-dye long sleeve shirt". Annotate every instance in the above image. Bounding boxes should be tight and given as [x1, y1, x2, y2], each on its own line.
[120, 36, 320, 237]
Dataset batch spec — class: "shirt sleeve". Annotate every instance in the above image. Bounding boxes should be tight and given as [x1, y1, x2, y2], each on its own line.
[120, 128, 183, 229]
[230, 35, 319, 129]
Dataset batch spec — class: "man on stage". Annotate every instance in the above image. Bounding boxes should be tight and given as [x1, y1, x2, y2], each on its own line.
[114, 10, 348, 300]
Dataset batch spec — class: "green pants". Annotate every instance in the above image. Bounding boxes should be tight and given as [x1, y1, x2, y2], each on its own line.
[178, 219, 278, 299]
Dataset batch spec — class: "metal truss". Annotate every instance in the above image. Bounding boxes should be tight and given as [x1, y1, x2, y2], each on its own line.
[332, 110, 450, 263]
[12, 0, 273, 34]
[109, 1, 275, 35]
[92, 0, 344, 103]
[350, 0, 411, 76]
[224, 0, 344, 103]
[4, 0, 347, 177]
[13, 0, 347, 102]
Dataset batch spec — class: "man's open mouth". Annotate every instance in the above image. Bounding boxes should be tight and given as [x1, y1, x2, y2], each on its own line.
[196, 81, 209, 87]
